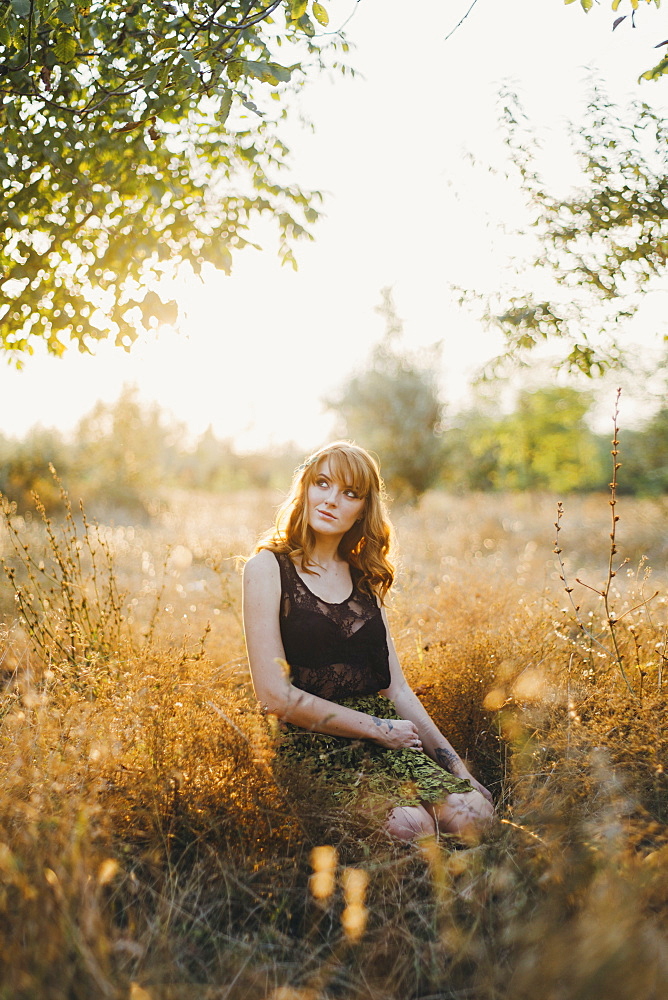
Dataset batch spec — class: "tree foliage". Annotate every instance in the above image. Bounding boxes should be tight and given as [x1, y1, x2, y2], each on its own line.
[329, 289, 445, 500]
[565, 0, 668, 82]
[0, 424, 69, 509]
[72, 384, 178, 510]
[443, 387, 607, 493]
[3, 381, 666, 508]
[619, 404, 668, 494]
[487, 386, 605, 492]
[466, 87, 668, 378]
[0, 1, 344, 361]
[0, 384, 304, 513]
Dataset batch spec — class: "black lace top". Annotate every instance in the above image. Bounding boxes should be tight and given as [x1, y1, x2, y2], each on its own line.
[274, 551, 391, 701]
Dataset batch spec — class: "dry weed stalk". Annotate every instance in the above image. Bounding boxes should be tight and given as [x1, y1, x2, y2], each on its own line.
[1, 470, 126, 685]
[554, 390, 661, 698]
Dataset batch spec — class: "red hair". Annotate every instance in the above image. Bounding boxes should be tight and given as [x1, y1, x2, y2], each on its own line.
[255, 441, 395, 601]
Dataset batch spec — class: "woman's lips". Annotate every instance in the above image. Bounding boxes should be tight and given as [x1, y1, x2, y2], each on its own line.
[317, 509, 336, 521]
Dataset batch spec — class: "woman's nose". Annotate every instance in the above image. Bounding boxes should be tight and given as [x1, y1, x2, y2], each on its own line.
[324, 486, 339, 505]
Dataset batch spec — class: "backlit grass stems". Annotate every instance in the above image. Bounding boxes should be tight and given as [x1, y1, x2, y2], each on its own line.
[0, 466, 666, 998]
[1, 468, 126, 685]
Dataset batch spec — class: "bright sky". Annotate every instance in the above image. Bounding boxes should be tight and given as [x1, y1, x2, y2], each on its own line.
[1, 0, 666, 451]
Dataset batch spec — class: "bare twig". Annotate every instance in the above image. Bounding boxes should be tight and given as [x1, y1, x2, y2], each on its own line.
[600, 390, 635, 695]
[445, 0, 481, 43]
[554, 389, 636, 696]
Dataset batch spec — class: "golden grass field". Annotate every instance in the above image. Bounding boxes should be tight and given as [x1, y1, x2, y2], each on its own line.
[0, 485, 667, 1000]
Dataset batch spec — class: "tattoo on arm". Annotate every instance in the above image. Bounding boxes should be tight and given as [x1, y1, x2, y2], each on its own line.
[371, 715, 393, 731]
[434, 747, 460, 773]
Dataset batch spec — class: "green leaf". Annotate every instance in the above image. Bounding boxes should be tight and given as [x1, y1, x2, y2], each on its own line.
[10, 0, 32, 15]
[242, 60, 291, 85]
[226, 60, 243, 83]
[154, 37, 178, 53]
[268, 62, 292, 83]
[53, 33, 77, 62]
[218, 88, 233, 124]
[143, 64, 161, 88]
[639, 52, 668, 80]
[242, 99, 264, 117]
[580, 0, 593, 10]
[290, 0, 308, 19]
[179, 49, 201, 73]
[297, 13, 315, 36]
[55, 4, 75, 25]
[312, 2, 329, 26]
[244, 60, 277, 82]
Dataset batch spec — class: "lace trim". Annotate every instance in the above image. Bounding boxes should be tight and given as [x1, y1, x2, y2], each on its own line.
[280, 553, 378, 639]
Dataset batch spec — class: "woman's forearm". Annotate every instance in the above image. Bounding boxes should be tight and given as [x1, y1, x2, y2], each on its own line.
[263, 683, 385, 742]
[389, 682, 468, 775]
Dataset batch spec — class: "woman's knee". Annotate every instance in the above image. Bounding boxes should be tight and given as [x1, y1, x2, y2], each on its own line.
[434, 791, 494, 840]
[386, 805, 435, 841]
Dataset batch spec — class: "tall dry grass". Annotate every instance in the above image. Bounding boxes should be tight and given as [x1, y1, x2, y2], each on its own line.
[0, 475, 666, 999]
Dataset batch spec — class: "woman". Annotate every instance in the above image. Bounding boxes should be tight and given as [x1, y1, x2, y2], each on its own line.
[242, 442, 494, 841]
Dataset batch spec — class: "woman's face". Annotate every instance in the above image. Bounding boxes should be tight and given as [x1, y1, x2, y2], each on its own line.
[306, 459, 365, 539]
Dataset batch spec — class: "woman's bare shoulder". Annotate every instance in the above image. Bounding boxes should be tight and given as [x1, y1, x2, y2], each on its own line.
[243, 548, 280, 582]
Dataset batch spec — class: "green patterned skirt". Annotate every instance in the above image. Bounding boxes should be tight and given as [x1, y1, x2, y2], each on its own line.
[273, 693, 473, 810]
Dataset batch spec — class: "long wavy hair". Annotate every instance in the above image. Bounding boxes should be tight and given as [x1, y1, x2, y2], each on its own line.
[256, 441, 395, 601]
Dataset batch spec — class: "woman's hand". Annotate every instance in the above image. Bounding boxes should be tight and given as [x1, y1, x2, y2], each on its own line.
[369, 715, 423, 751]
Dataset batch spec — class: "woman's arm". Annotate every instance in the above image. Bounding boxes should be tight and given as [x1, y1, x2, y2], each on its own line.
[242, 550, 420, 750]
[379, 608, 494, 803]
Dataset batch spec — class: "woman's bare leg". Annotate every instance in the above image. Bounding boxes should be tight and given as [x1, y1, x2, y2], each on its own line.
[385, 804, 436, 841]
[430, 790, 494, 843]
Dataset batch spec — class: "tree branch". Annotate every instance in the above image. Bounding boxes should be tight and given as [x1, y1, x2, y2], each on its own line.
[444, 0, 481, 43]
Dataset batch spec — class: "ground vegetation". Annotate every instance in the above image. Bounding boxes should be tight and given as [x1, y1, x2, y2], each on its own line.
[0, 432, 666, 998]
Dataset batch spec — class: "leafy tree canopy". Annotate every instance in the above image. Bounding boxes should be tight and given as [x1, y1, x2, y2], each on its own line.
[0, 0, 344, 362]
[565, 0, 668, 82]
[486, 386, 605, 492]
[441, 386, 607, 493]
[618, 404, 668, 494]
[463, 86, 668, 379]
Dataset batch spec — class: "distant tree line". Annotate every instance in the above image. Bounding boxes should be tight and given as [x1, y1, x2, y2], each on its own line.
[0, 386, 303, 516]
[442, 388, 668, 497]
[330, 288, 668, 501]
[1, 381, 665, 519]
